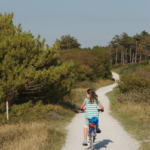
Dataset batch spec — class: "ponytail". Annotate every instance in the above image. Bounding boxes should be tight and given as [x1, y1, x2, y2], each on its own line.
[87, 89, 98, 104]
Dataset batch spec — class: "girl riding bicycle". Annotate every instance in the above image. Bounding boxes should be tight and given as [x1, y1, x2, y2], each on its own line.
[80, 89, 104, 146]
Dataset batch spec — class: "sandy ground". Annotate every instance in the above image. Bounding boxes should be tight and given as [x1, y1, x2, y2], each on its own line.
[62, 72, 140, 150]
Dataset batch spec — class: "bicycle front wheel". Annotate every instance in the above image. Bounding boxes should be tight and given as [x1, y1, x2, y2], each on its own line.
[90, 136, 94, 150]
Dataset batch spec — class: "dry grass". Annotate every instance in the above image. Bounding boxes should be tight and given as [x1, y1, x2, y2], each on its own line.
[107, 88, 150, 150]
[113, 101, 150, 123]
[111, 63, 150, 149]
[0, 122, 48, 150]
[93, 79, 114, 90]
[117, 89, 150, 104]
[0, 103, 74, 150]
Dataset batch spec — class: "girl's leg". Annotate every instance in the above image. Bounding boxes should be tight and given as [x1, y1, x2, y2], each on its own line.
[84, 119, 89, 140]
[84, 127, 88, 140]
[82, 119, 89, 145]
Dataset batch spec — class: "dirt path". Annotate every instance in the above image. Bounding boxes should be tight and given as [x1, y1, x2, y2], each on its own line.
[62, 72, 140, 150]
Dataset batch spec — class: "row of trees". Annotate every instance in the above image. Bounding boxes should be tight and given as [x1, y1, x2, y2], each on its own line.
[4, 12, 150, 106]
[53, 31, 150, 67]
[0, 13, 112, 107]
[110, 31, 150, 65]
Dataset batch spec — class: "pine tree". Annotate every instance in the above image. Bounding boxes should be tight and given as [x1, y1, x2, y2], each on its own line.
[0, 13, 79, 105]
[55, 35, 81, 50]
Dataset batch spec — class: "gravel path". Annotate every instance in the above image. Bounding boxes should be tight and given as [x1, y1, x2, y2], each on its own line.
[62, 72, 140, 150]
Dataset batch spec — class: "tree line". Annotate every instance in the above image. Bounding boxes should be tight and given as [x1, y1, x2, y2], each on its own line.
[0, 13, 111, 107]
[1, 13, 149, 107]
[109, 31, 150, 65]
[53, 31, 150, 66]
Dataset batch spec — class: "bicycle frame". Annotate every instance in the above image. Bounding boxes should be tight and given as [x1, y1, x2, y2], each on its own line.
[89, 124, 96, 136]
[88, 123, 96, 150]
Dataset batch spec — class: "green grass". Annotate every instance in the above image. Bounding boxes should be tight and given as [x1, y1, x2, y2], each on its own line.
[106, 88, 150, 150]
[119, 61, 149, 75]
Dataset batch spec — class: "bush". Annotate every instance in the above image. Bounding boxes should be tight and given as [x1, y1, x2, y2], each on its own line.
[118, 63, 150, 93]
[117, 89, 150, 103]
[118, 74, 150, 93]
[58, 48, 112, 81]
[133, 65, 150, 79]
[10, 101, 33, 116]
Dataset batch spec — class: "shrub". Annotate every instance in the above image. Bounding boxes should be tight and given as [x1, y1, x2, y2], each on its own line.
[116, 89, 150, 103]
[10, 101, 33, 116]
[58, 48, 112, 81]
[118, 74, 150, 93]
[118, 62, 150, 93]
[133, 65, 150, 79]
[119, 61, 149, 75]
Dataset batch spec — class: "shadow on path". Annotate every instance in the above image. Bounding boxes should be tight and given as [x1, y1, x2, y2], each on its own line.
[95, 139, 113, 149]
[85, 139, 113, 150]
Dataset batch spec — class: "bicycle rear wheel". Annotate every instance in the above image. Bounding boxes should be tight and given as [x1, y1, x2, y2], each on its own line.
[90, 136, 94, 150]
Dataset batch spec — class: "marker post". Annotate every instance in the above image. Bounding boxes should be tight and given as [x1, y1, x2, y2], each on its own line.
[6, 101, 9, 121]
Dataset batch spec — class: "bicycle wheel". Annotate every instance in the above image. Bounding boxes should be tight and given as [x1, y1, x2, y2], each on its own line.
[90, 136, 94, 150]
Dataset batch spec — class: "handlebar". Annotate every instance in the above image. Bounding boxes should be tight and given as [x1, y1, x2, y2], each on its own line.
[98, 109, 104, 112]
[78, 108, 104, 113]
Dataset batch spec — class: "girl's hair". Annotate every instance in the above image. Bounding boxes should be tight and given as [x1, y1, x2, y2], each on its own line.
[87, 89, 98, 104]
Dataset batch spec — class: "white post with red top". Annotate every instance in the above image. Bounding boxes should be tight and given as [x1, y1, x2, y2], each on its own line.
[6, 101, 9, 121]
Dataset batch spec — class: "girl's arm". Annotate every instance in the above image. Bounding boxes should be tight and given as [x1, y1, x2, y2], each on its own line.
[98, 103, 104, 110]
[80, 102, 86, 109]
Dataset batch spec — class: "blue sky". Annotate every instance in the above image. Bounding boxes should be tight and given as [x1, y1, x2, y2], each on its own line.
[1, 0, 150, 48]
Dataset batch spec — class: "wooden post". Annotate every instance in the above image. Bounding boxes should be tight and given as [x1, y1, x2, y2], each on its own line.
[6, 101, 9, 121]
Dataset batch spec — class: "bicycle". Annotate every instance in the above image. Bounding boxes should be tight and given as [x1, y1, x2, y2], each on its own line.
[79, 109, 104, 150]
[88, 109, 104, 150]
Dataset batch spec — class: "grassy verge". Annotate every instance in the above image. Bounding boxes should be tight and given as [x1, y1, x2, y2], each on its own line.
[0, 102, 74, 150]
[111, 61, 149, 74]
[0, 79, 114, 150]
[106, 88, 150, 150]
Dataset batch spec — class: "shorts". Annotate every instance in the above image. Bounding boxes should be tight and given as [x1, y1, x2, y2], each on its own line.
[84, 119, 89, 128]
[84, 118, 99, 128]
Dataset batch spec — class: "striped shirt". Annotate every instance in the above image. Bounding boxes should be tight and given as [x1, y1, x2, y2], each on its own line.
[84, 98, 100, 119]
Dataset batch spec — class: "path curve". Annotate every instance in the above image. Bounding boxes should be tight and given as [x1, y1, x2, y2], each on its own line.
[62, 72, 140, 150]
